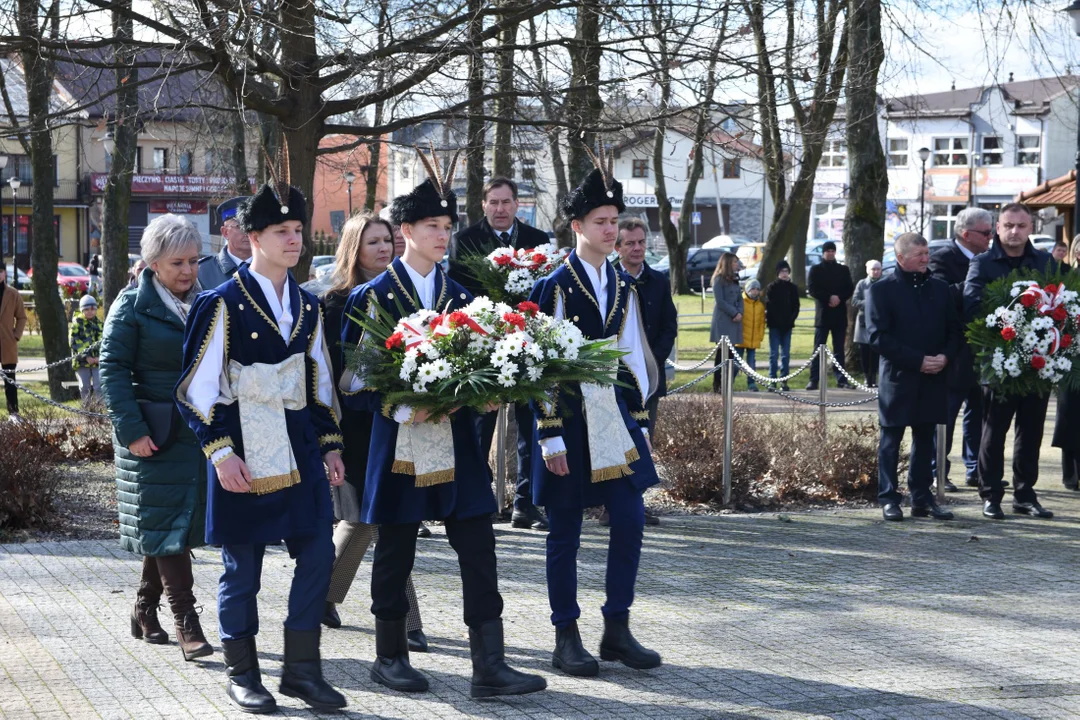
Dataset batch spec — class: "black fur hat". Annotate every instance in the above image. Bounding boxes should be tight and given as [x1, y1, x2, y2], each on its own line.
[238, 183, 307, 232]
[390, 144, 460, 225]
[561, 139, 625, 220]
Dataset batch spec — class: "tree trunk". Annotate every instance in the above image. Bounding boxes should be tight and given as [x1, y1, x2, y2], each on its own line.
[101, 0, 138, 314]
[465, 0, 485, 224]
[364, 128, 382, 212]
[17, 0, 75, 399]
[230, 107, 249, 196]
[566, 0, 603, 187]
[491, 0, 518, 179]
[527, 17, 568, 239]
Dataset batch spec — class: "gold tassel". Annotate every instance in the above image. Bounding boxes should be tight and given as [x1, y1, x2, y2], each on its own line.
[591, 463, 634, 483]
[249, 469, 302, 495]
[414, 469, 455, 488]
[392, 459, 416, 475]
[625, 447, 640, 465]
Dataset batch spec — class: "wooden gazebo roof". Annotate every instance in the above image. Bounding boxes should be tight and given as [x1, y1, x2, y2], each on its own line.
[1017, 169, 1076, 207]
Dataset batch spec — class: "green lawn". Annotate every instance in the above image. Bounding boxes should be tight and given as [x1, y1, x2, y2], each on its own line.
[0, 380, 84, 418]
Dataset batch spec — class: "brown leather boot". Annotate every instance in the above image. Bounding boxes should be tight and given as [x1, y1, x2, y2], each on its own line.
[131, 557, 168, 644]
[175, 610, 213, 660]
[156, 552, 212, 660]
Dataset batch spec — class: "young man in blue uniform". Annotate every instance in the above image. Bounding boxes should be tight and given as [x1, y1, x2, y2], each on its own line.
[176, 178, 348, 714]
[528, 148, 663, 677]
[339, 149, 546, 699]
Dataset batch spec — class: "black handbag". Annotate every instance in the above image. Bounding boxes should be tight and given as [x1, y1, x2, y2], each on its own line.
[137, 400, 180, 451]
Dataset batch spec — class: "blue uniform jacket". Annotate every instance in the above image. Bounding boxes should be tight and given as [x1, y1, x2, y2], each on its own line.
[339, 257, 497, 525]
[175, 264, 343, 546]
[528, 251, 659, 509]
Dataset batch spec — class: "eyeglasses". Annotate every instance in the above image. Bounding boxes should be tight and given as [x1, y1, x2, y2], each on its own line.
[967, 229, 993, 237]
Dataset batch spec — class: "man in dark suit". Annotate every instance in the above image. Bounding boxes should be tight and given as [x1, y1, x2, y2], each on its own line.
[806, 241, 854, 390]
[198, 196, 250, 290]
[449, 177, 551, 530]
[869, 232, 962, 521]
[963, 202, 1057, 520]
[928, 207, 993, 493]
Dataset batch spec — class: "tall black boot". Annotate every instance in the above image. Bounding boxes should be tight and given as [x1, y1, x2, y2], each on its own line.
[599, 615, 662, 670]
[370, 618, 428, 693]
[551, 621, 598, 677]
[279, 627, 347, 711]
[221, 637, 276, 714]
[469, 620, 547, 699]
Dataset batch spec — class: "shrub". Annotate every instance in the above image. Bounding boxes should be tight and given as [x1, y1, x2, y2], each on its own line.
[25, 405, 114, 463]
[653, 395, 893, 509]
[0, 420, 62, 529]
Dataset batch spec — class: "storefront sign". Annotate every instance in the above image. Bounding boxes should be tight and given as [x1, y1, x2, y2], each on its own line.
[623, 194, 716, 209]
[886, 167, 1038, 202]
[148, 199, 208, 214]
[91, 173, 255, 196]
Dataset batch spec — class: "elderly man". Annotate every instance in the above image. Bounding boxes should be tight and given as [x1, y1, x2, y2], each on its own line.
[868, 233, 962, 521]
[929, 207, 993, 493]
[198, 196, 250, 290]
[964, 203, 1056, 520]
[806, 241, 854, 390]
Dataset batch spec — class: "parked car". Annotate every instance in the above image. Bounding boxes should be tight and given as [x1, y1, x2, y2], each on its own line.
[315, 262, 336, 281]
[4, 264, 29, 287]
[309, 255, 335, 281]
[29, 262, 90, 296]
[654, 247, 732, 291]
[1030, 234, 1055, 253]
[608, 250, 667, 268]
[702, 234, 755, 249]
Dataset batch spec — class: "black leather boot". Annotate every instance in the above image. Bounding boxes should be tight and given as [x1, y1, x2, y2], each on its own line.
[371, 618, 428, 693]
[599, 615, 662, 670]
[221, 637, 277, 714]
[469, 620, 547, 698]
[407, 629, 429, 653]
[551, 621, 598, 677]
[279, 627, 347, 711]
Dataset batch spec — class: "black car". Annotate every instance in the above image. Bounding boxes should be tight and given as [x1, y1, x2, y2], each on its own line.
[654, 247, 732, 291]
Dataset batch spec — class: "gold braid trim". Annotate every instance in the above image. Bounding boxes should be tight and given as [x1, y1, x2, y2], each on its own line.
[605, 267, 622, 330]
[249, 469, 302, 495]
[564, 258, 601, 316]
[537, 418, 563, 429]
[319, 433, 344, 448]
[630, 411, 650, 422]
[309, 305, 340, 424]
[392, 459, 415, 474]
[177, 299, 228, 426]
[386, 264, 419, 312]
[542, 449, 567, 460]
[212, 449, 236, 468]
[236, 273, 282, 337]
[590, 448, 640, 483]
[341, 290, 378, 396]
[202, 435, 235, 459]
[415, 468, 455, 488]
[382, 401, 396, 418]
[288, 281, 305, 346]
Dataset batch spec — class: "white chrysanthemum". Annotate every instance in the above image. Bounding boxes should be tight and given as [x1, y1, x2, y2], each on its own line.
[412, 382, 429, 393]
[428, 358, 452, 380]
[496, 367, 517, 387]
[1011, 286, 1023, 298]
[496, 336, 524, 358]
[1021, 332, 1038, 349]
[505, 268, 535, 295]
[546, 347, 562, 360]
[1057, 357, 1073, 372]
[527, 365, 543, 381]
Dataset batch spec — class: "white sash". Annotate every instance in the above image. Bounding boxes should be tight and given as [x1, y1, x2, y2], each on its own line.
[392, 420, 456, 488]
[581, 383, 640, 482]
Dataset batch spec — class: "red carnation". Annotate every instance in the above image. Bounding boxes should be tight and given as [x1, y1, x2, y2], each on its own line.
[532, 253, 547, 264]
[1046, 284, 1058, 294]
[1020, 293, 1037, 308]
[1064, 334, 1074, 350]
[429, 314, 445, 328]
[1053, 306, 1068, 322]
[503, 312, 527, 331]
[1032, 355, 1046, 370]
[493, 253, 514, 266]
[448, 311, 470, 328]
[1001, 326, 1017, 341]
[517, 301, 540, 316]
[385, 332, 404, 350]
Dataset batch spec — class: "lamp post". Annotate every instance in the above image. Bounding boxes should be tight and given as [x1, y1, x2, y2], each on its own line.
[343, 170, 356, 216]
[917, 146, 931, 236]
[8, 177, 20, 289]
[0, 154, 7, 260]
[1067, 2, 1080, 237]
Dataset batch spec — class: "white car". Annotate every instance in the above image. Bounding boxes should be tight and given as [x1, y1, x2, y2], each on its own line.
[702, 234, 754, 249]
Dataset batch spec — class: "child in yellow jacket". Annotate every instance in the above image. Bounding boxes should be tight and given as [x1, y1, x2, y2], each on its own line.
[736, 279, 766, 391]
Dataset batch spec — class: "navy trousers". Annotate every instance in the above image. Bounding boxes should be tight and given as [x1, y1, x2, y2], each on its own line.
[545, 476, 644, 629]
[878, 424, 935, 506]
[478, 404, 537, 512]
[218, 527, 334, 641]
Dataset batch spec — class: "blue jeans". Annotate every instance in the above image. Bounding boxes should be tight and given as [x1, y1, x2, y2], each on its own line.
[735, 347, 757, 387]
[768, 328, 792, 378]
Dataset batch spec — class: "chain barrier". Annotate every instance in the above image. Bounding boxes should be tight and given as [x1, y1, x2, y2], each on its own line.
[666, 360, 731, 395]
[824, 348, 879, 394]
[666, 342, 724, 371]
[769, 389, 880, 408]
[0, 371, 108, 419]
[13, 341, 101, 374]
[722, 337, 821, 385]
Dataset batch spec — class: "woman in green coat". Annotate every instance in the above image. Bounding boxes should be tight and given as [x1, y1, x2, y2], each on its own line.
[100, 214, 211, 662]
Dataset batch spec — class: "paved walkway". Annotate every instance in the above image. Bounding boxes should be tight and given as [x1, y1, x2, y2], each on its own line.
[4, 484, 1080, 719]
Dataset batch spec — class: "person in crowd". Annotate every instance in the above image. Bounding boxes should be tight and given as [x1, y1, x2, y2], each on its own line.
[70, 295, 103, 402]
[87, 252, 102, 293]
[868, 232, 962, 522]
[99, 215, 212, 662]
[710, 252, 743, 394]
[340, 151, 545, 699]
[529, 149, 662, 679]
[1053, 235, 1080, 490]
[964, 202, 1056, 520]
[1052, 238, 1069, 267]
[929, 207, 993, 492]
[851, 259, 883, 388]
[197, 196, 250, 290]
[806, 241, 854, 390]
[128, 259, 147, 289]
[449, 177, 551, 531]
[176, 179, 348, 713]
[765, 260, 800, 391]
[0, 266, 26, 419]
[318, 212, 428, 652]
[391, 223, 406, 258]
[735, 279, 765, 392]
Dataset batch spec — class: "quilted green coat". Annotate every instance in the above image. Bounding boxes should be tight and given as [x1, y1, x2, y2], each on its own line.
[99, 270, 206, 556]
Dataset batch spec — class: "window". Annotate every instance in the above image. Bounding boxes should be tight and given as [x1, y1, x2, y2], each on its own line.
[134, 147, 142, 174]
[632, 159, 649, 179]
[3, 154, 58, 186]
[1017, 135, 1041, 166]
[821, 140, 847, 168]
[152, 148, 168, 171]
[932, 137, 968, 166]
[887, 138, 909, 168]
[686, 159, 703, 180]
[204, 148, 229, 174]
[722, 158, 741, 179]
[721, 117, 739, 134]
[522, 158, 536, 181]
[178, 150, 193, 175]
[400, 160, 409, 179]
[929, 203, 967, 240]
[981, 136, 1003, 166]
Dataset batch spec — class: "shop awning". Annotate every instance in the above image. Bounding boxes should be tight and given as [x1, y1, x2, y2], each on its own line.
[1016, 169, 1076, 242]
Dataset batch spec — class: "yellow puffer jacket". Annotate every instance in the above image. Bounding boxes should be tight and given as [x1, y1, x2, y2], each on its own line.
[737, 293, 766, 349]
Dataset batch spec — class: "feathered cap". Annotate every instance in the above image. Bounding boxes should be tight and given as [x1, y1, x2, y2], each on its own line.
[237, 138, 307, 232]
[390, 142, 460, 225]
[560, 137, 625, 220]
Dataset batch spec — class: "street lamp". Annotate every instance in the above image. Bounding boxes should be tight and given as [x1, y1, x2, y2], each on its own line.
[1067, 2, 1080, 236]
[343, 170, 356, 216]
[8, 177, 20, 289]
[0, 154, 7, 260]
[917, 146, 931, 236]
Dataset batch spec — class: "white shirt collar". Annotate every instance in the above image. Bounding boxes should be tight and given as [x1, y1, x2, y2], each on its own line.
[402, 260, 437, 310]
[248, 266, 293, 340]
[579, 260, 609, 320]
[226, 248, 247, 269]
[491, 220, 516, 240]
[955, 240, 975, 260]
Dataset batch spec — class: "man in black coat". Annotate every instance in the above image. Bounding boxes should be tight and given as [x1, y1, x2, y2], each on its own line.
[806, 241, 854, 390]
[765, 260, 800, 391]
[449, 177, 551, 530]
[963, 202, 1056, 520]
[868, 233, 963, 522]
[929, 207, 993, 492]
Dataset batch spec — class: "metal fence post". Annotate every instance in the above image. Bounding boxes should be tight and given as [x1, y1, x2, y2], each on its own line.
[495, 404, 507, 513]
[936, 423, 947, 503]
[818, 346, 828, 435]
[722, 337, 734, 506]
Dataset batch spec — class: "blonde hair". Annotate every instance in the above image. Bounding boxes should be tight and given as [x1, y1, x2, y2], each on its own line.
[328, 213, 394, 296]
